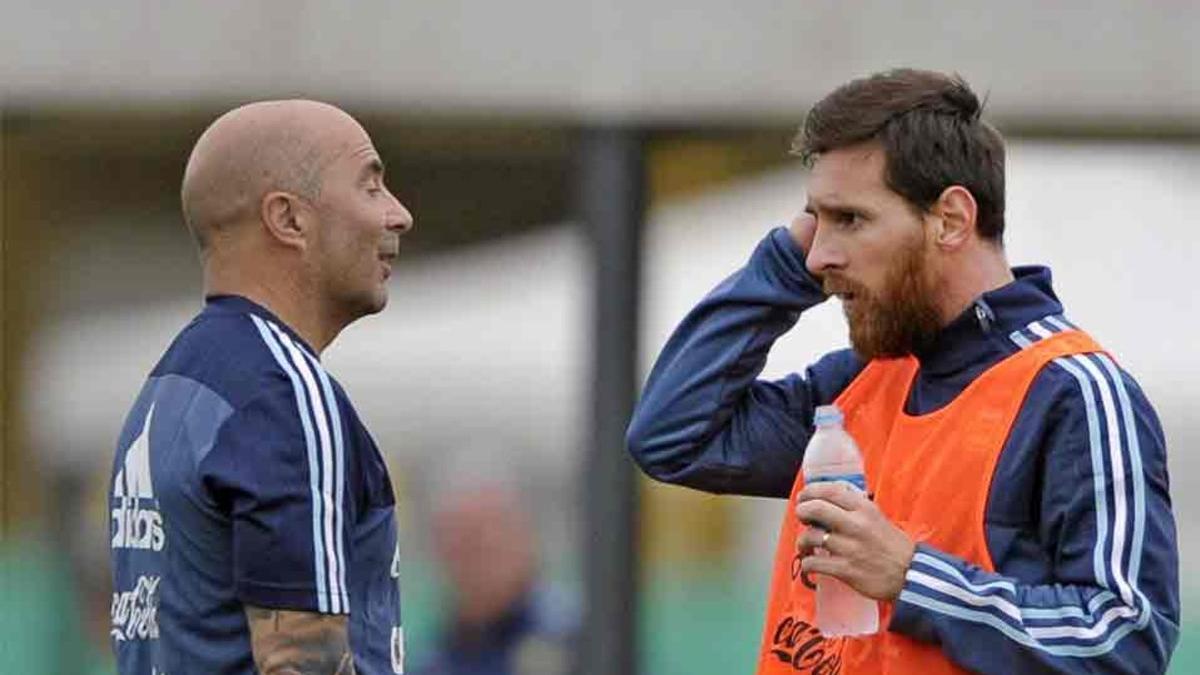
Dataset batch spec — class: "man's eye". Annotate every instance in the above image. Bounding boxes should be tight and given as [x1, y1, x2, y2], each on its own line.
[835, 211, 860, 227]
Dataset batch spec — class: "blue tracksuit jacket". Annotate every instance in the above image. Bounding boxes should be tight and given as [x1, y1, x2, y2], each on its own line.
[626, 227, 1180, 674]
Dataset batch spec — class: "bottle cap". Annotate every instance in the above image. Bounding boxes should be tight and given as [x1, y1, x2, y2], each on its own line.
[813, 404, 844, 428]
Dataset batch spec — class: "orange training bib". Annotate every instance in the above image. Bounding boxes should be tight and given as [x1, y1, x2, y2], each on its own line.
[756, 331, 1103, 675]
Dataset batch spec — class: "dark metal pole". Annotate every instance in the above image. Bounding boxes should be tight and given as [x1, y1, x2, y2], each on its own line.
[576, 125, 644, 675]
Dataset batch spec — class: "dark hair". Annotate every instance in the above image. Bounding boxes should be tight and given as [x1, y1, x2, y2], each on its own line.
[794, 68, 1006, 242]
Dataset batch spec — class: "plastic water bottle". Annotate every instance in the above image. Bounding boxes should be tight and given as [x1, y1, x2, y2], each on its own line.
[801, 404, 879, 636]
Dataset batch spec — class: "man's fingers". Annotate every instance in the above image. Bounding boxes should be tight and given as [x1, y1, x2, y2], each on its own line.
[794, 498, 854, 534]
[797, 526, 826, 554]
[797, 480, 871, 511]
[800, 552, 849, 581]
[789, 212, 817, 255]
[797, 526, 844, 556]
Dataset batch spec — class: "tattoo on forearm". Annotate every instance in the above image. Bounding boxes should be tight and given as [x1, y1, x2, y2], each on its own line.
[245, 606, 356, 675]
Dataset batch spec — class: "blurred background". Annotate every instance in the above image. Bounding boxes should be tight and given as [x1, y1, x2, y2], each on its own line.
[2, 1, 1197, 673]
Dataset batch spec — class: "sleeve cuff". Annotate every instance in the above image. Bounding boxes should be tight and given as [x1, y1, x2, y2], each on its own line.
[762, 227, 827, 303]
[237, 579, 350, 615]
[888, 543, 951, 644]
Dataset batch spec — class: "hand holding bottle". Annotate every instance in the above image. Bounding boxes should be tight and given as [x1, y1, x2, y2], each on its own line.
[795, 481, 917, 603]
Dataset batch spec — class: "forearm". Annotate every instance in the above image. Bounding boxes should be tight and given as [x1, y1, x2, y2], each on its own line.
[892, 546, 1178, 674]
[626, 228, 832, 496]
[246, 605, 356, 675]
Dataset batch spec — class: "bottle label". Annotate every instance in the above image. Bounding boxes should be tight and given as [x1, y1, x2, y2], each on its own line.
[806, 473, 867, 492]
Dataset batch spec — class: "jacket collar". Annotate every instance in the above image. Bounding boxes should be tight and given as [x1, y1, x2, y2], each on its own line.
[912, 266, 1063, 376]
[203, 294, 320, 359]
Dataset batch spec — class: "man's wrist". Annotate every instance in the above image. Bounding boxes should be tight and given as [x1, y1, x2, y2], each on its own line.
[886, 543, 942, 642]
[765, 227, 827, 301]
[885, 538, 919, 601]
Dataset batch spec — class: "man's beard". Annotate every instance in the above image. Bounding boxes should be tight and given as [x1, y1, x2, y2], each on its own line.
[825, 240, 943, 361]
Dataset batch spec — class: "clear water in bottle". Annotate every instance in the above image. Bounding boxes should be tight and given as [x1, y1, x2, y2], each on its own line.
[801, 404, 879, 636]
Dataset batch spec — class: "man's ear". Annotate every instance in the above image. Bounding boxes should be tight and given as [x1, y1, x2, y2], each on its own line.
[930, 185, 978, 250]
[260, 191, 310, 251]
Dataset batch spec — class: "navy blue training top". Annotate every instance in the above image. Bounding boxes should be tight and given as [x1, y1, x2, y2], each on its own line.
[109, 295, 404, 675]
[627, 228, 1180, 673]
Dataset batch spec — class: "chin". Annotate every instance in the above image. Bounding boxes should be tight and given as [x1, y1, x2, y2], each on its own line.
[341, 292, 388, 323]
[362, 295, 388, 316]
[370, 288, 391, 313]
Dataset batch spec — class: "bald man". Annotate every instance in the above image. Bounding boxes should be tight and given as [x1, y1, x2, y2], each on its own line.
[109, 101, 414, 675]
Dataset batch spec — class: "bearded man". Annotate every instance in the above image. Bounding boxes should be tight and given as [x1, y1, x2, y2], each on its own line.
[626, 69, 1179, 674]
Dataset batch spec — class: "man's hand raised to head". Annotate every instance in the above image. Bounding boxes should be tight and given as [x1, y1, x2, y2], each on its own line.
[794, 481, 917, 601]
[789, 212, 818, 256]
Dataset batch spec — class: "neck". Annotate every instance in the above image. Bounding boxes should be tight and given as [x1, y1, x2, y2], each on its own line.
[204, 260, 342, 353]
[935, 244, 1014, 325]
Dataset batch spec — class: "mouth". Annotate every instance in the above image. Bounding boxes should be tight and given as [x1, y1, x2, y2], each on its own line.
[378, 250, 398, 280]
[379, 235, 401, 258]
[379, 243, 400, 263]
[824, 276, 861, 304]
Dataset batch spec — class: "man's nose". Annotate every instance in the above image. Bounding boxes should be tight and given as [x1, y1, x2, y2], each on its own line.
[805, 225, 844, 277]
[386, 190, 414, 234]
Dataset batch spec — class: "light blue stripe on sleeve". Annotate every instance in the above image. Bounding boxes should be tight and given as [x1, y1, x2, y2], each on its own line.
[250, 315, 329, 613]
[1096, 354, 1148, 589]
[1051, 356, 1112, 591]
[304, 349, 350, 612]
[900, 589, 1145, 656]
[910, 552, 1118, 621]
[267, 322, 343, 614]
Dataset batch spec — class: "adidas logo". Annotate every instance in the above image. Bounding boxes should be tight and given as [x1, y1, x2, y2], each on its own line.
[112, 403, 165, 551]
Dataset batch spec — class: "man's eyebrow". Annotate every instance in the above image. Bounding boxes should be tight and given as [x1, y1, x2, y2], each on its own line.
[361, 157, 385, 179]
[808, 196, 870, 215]
[806, 196, 845, 213]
